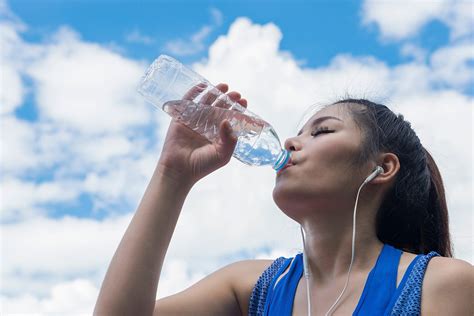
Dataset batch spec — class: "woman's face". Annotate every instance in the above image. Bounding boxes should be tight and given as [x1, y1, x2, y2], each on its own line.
[273, 104, 369, 220]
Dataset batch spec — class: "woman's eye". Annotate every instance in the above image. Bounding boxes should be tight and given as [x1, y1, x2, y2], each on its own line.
[311, 126, 334, 137]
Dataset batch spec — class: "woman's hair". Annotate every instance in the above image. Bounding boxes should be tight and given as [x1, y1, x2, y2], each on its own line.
[331, 99, 452, 257]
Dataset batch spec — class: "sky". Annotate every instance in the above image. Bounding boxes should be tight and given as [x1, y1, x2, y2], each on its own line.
[1, 0, 473, 314]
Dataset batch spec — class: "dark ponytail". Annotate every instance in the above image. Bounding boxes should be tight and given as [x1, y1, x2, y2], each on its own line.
[422, 148, 452, 256]
[332, 99, 452, 257]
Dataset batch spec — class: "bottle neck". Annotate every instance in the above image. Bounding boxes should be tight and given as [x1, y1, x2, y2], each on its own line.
[273, 149, 290, 171]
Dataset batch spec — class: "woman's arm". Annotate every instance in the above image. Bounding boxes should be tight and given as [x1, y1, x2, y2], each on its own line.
[94, 166, 194, 315]
[421, 257, 473, 315]
[94, 83, 249, 315]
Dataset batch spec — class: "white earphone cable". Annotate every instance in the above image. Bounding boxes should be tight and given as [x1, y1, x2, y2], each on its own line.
[301, 167, 382, 316]
[300, 226, 312, 316]
[324, 182, 364, 316]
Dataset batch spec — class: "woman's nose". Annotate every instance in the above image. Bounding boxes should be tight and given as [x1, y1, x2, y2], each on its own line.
[284, 137, 299, 152]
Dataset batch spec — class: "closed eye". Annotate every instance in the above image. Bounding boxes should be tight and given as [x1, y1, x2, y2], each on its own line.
[311, 126, 334, 137]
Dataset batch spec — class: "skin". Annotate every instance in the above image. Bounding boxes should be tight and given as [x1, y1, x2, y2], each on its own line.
[273, 104, 401, 314]
[94, 84, 473, 316]
[273, 104, 473, 315]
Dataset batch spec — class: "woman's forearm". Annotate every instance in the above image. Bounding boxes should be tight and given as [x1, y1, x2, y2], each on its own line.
[94, 164, 194, 315]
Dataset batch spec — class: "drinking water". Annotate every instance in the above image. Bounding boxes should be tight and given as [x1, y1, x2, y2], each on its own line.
[137, 54, 290, 171]
[163, 100, 289, 169]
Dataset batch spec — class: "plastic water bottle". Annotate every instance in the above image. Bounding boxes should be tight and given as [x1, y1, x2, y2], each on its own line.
[137, 55, 290, 171]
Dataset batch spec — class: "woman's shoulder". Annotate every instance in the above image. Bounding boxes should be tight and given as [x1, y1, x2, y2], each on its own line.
[421, 256, 473, 315]
[228, 257, 288, 315]
[423, 256, 473, 293]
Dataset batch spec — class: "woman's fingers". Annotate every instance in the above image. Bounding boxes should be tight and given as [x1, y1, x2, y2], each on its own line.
[216, 83, 229, 93]
[200, 83, 229, 105]
[214, 91, 243, 109]
[238, 98, 248, 108]
[182, 82, 248, 110]
[182, 82, 207, 100]
[226, 91, 241, 100]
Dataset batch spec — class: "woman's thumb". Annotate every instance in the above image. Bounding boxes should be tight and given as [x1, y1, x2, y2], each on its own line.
[220, 120, 237, 143]
[216, 120, 238, 161]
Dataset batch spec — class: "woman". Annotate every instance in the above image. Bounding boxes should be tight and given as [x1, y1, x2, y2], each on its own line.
[94, 83, 473, 315]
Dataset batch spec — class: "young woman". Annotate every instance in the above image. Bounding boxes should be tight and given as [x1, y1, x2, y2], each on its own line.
[94, 83, 473, 315]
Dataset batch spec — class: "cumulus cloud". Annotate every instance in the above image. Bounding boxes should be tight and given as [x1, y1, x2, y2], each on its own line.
[164, 7, 224, 56]
[362, 0, 474, 41]
[27, 26, 150, 135]
[2, 215, 130, 296]
[0, 17, 27, 114]
[0, 116, 38, 174]
[1, 279, 98, 314]
[430, 41, 474, 90]
[400, 43, 427, 63]
[1, 177, 82, 221]
[1, 4, 472, 315]
[210, 7, 223, 26]
[135, 16, 474, 270]
[125, 29, 155, 45]
[0, 19, 158, 220]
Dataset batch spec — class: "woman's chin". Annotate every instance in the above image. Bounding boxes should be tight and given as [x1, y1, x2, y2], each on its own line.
[272, 198, 308, 223]
[273, 186, 304, 213]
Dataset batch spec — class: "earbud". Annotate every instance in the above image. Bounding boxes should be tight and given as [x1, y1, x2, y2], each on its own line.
[363, 166, 384, 184]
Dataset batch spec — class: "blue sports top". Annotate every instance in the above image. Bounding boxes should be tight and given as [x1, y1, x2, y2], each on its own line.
[248, 244, 439, 315]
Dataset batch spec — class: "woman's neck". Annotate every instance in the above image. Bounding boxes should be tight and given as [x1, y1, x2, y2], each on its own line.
[300, 205, 383, 284]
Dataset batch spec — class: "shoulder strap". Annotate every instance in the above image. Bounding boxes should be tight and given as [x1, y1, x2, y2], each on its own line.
[354, 244, 402, 314]
[389, 251, 440, 315]
[248, 257, 290, 316]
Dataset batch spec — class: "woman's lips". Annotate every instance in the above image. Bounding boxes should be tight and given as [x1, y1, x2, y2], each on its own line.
[277, 164, 293, 175]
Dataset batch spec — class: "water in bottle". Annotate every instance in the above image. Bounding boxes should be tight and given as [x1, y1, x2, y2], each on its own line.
[162, 99, 290, 170]
[137, 54, 290, 171]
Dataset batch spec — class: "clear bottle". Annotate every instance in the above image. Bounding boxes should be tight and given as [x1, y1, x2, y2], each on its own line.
[137, 55, 290, 171]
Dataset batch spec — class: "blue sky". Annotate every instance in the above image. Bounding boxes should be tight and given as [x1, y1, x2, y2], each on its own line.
[10, 0, 452, 67]
[1, 0, 472, 314]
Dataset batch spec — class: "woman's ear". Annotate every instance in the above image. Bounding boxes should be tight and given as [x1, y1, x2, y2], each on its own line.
[372, 153, 400, 185]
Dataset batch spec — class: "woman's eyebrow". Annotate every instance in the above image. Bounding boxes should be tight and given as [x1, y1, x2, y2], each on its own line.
[297, 116, 343, 136]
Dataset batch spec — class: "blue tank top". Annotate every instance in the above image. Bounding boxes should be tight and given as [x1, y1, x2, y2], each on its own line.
[248, 244, 439, 315]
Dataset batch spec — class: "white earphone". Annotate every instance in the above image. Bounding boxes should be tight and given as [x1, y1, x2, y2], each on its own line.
[301, 165, 384, 316]
[364, 166, 384, 184]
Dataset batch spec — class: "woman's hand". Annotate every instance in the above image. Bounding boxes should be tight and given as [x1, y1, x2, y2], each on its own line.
[156, 83, 248, 186]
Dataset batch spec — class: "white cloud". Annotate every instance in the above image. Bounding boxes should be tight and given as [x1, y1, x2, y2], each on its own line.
[430, 41, 474, 90]
[362, 0, 474, 41]
[27, 26, 151, 135]
[1, 279, 98, 314]
[0, 0, 44, 116]
[165, 26, 212, 56]
[362, 0, 444, 40]
[400, 43, 427, 63]
[0, 54, 24, 114]
[389, 91, 473, 260]
[194, 18, 393, 136]
[1, 9, 473, 315]
[0, 116, 38, 174]
[1, 215, 131, 297]
[81, 154, 156, 209]
[444, 1, 474, 40]
[164, 8, 224, 56]
[125, 29, 154, 45]
[0, 22, 26, 114]
[1, 177, 81, 221]
[187, 16, 473, 264]
[0, 19, 159, 223]
[210, 7, 223, 26]
[0, 0, 22, 26]
[73, 134, 134, 165]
